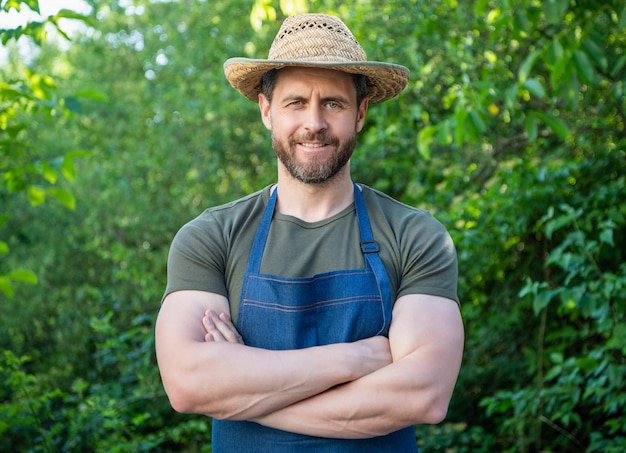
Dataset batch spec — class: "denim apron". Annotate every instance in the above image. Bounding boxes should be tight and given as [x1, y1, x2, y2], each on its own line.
[211, 183, 418, 452]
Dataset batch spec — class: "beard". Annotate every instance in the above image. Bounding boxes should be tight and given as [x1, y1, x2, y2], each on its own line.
[272, 132, 356, 184]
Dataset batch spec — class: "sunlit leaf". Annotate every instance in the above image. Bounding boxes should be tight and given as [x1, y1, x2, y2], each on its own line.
[8, 269, 38, 285]
[0, 276, 14, 298]
[417, 125, 437, 160]
[61, 155, 77, 180]
[47, 188, 76, 210]
[27, 186, 46, 206]
[41, 161, 57, 184]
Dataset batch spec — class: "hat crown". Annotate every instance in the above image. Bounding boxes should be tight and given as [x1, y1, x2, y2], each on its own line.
[268, 14, 367, 63]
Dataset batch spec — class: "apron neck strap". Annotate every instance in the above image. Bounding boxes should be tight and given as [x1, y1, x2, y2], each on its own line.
[352, 183, 393, 311]
[246, 182, 392, 307]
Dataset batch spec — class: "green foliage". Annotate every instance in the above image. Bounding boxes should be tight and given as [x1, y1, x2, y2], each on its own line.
[0, 0, 95, 297]
[0, 314, 201, 452]
[1, 0, 624, 451]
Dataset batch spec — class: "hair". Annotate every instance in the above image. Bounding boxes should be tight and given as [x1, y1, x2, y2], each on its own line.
[260, 68, 369, 106]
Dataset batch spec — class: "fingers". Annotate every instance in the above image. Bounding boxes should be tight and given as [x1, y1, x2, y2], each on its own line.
[203, 310, 244, 344]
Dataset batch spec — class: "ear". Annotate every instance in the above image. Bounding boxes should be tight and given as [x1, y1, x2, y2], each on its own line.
[356, 97, 369, 133]
[258, 93, 272, 131]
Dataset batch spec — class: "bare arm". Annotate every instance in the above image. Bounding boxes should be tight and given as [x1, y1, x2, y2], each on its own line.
[251, 294, 464, 438]
[154, 290, 392, 420]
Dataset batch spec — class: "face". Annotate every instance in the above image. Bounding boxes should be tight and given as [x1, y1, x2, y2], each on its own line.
[258, 67, 368, 185]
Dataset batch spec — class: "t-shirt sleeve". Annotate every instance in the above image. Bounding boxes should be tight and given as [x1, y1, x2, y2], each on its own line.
[162, 213, 229, 301]
[396, 212, 459, 305]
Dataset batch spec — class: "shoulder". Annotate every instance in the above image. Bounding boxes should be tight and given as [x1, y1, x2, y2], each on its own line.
[181, 187, 270, 233]
[360, 184, 448, 235]
[170, 187, 271, 254]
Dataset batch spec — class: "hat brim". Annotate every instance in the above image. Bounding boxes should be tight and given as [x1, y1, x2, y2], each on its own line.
[224, 58, 409, 104]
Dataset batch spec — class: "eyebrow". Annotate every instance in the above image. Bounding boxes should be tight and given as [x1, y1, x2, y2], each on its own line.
[280, 93, 353, 105]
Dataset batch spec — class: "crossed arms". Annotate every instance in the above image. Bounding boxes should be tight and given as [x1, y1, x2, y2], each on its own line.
[155, 290, 464, 439]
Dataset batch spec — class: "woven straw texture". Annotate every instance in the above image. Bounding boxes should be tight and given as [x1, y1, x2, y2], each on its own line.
[224, 14, 409, 103]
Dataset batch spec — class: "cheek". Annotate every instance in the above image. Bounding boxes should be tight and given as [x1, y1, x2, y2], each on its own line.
[271, 113, 300, 136]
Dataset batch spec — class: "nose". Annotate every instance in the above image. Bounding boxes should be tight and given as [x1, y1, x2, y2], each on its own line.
[303, 105, 327, 132]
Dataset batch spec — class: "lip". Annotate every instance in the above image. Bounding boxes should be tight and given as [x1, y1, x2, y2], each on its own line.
[299, 142, 328, 149]
[297, 140, 335, 152]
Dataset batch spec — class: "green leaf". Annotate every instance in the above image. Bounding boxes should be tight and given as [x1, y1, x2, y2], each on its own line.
[544, 0, 568, 24]
[74, 88, 109, 102]
[523, 78, 546, 98]
[610, 54, 626, 78]
[468, 110, 487, 134]
[53, 8, 91, 23]
[503, 83, 518, 110]
[550, 53, 571, 89]
[513, 10, 529, 38]
[64, 96, 83, 114]
[544, 364, 562, 381]
[41, 161, 57, 184]
[8, 269, 38, 285]
[0, 241, 9, 255]
[525, 114, 538, 141]
[61, 155, 77, 181]
[535, 111, 570, 140]
[0, 276, 14, 298]
[581, 39, 608, 72]
[619, 3, 626, 29]
[548, 37, 564, 63]
[473, 0, 489, 16]
[27, 186, 46, 206]
[417, 125, 437, 160]
[47, 188, 76, 210]
[599, 228, 614, 246]
[454, 107, 468, 147]
[533, 288, 558, 315]
[573, 50, 596, 84]
[437, 119, 453, 145]
[519, 49, 542, 82]
[2, 0, 39, 14]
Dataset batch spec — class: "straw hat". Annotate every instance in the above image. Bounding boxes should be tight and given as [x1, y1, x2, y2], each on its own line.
[224, 13, 409, 103]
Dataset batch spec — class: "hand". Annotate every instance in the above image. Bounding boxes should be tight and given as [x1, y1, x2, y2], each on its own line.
[354, 335, 393, 376]
[202, 310, 245, 344]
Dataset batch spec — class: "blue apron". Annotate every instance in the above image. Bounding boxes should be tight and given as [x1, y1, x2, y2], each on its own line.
[212, 183, 418, 452]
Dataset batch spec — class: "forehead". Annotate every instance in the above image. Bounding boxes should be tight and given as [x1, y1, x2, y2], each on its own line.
[274, 67, 356, 98]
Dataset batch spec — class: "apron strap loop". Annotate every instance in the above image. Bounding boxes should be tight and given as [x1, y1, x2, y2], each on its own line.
[361, 241, 380, 254]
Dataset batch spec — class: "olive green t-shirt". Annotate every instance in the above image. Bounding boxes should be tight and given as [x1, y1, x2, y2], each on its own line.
[164, 184, 458, 322]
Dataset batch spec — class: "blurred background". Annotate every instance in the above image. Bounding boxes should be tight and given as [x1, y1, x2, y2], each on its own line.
[1, 0, 624, 451]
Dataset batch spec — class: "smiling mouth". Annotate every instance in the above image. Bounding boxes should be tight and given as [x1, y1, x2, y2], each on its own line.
[299, 142, 328, 149]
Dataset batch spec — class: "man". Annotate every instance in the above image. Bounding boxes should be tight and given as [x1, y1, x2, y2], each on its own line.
[155, 13, 463, 452]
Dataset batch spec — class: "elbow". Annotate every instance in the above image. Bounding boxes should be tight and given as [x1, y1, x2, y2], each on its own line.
[160, 370, 209, 415]
[162, 377, 247, 420]
[424, 404, 448, 425]
[163, 380, 199, 414]
[422, 400, 450, 425]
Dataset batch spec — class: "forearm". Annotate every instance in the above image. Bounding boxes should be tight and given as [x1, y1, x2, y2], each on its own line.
[253, 295, 464, 439]
[252, 347, 453, 438]
[162, 340, 375, 420]
[156, 293, 392, 421]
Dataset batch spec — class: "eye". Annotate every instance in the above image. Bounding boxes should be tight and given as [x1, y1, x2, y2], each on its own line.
[326, 101, 341, 109]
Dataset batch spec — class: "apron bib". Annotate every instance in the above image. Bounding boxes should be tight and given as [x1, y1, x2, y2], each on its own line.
[212, 183, 418, 452]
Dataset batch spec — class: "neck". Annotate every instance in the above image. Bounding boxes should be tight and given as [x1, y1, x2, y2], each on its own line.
[274, 167, 354, 222]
